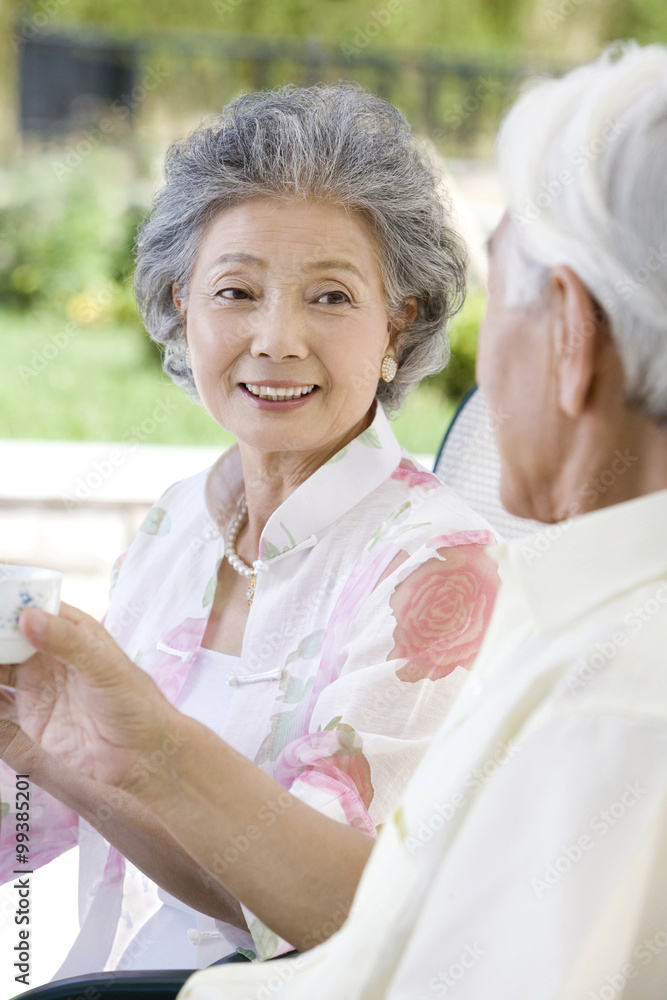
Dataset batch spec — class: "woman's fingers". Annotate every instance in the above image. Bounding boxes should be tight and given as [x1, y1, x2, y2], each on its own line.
[58, 601, 98, 627]
[0, 602, 94, 687]
[0, 664, 18, 688]
[17, 607, 48, 640]
[18, 605, 122, 682]
[0, 602, 102, 686]
[0, 687, 18, 721]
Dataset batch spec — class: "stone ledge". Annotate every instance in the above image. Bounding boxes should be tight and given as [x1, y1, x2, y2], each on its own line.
[0, 437, 226, 504]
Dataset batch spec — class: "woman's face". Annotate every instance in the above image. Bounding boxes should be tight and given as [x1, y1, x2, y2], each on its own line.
[175, 197, 398, 464]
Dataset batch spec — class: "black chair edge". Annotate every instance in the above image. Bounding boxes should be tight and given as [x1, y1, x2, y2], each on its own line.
[13, 969, 195, 1000]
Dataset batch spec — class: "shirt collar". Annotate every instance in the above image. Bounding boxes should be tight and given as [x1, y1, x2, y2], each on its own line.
[493, 488, 667, 636]
[204, 403, 402, 562]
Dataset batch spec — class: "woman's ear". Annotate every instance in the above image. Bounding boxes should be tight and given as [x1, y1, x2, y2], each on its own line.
[551, 266, 605, 419]
[172, 284, 186, 318]
[388, 296, 419, 351]
[172, 284, 188, 340]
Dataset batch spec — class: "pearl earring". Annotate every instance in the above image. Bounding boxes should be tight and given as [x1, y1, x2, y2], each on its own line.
[185, 345, 191, 369]
[380, 355, 398, 383]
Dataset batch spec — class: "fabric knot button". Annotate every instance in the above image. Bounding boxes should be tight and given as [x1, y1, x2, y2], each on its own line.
[187, 929, 224, 944]
[155, 641, 197, 663]
[227, 673, 239, 686]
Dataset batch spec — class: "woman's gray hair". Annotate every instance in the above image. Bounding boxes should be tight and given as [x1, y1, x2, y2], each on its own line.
[134, 83, 468, 412]
[497, 41, 667, 424]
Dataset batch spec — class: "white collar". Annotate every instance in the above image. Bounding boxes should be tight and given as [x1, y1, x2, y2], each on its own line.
[203, 404, 402, 563]
[493, 489, 667, 635]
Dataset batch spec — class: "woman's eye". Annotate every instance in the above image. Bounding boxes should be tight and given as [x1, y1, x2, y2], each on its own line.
[217, 287, 250, 300]
[316, 290, 350, 305]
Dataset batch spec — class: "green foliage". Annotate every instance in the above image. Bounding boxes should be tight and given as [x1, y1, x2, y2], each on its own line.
[600, 0, 667, 43]
[35, 0, 539, 53]
[20, 0, 667, 60]
[426, 286, 485, 401]
[2, 307, 230, 444]
[0, 147, 146, 330]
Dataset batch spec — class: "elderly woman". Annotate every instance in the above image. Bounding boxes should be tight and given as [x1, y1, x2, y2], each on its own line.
[0, 85, 498, 976]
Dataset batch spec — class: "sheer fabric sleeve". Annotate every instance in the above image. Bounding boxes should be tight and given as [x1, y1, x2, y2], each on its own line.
[0, 758, 79, 883]
[239, 535, 499, 958]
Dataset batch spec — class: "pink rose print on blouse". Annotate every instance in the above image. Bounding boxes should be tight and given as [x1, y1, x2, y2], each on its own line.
[427, 530, 496, 549]
[390, 540, 499, 682]
[390, 457, 441, 493]
[149, 616, 208, 703]
[274, 720, 376, 836]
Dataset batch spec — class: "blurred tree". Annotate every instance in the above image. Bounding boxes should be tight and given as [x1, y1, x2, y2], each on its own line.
[525, 0, 666, 60]
[15, 0, 544, 54]
[0, 0, 20, 158]
[7, 0, 667, 78]
[602, 0, 667, 41]
[12, 0, 665, 55]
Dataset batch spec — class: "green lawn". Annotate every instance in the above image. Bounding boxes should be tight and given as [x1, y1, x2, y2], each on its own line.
[3, 309, 456, 458]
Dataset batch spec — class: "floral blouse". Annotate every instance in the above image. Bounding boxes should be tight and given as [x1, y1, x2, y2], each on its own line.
[0, 404, 499, 973]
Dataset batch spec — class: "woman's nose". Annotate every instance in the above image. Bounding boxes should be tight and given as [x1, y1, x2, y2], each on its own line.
[248, 300, 309, 361]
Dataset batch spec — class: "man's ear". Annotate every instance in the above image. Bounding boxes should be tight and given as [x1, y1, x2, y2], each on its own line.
[551, 266, 604, 419]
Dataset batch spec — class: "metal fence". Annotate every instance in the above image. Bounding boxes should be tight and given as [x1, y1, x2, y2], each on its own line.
[17, 27, 553, 154]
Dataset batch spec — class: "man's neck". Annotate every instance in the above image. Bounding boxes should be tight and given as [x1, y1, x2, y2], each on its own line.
[554, 409, 667, 520]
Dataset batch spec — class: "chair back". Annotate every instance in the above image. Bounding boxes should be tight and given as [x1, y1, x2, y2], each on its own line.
[434, 388, 544, 540]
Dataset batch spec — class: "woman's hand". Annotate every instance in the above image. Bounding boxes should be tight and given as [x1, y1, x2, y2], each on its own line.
[0, 603, 178, 788]
[0, 604, 374, 950]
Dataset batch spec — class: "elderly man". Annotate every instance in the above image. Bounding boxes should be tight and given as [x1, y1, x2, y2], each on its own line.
[3, 40, 667, 999]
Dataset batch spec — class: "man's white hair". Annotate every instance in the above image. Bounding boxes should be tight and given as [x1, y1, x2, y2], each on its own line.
[497, 42, 667, 422]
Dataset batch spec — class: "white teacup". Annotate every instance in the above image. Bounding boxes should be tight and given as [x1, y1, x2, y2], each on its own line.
[0, 565, 62, 664]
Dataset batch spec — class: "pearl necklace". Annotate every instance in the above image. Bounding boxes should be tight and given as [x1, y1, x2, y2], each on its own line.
[225, 494, 257, 607]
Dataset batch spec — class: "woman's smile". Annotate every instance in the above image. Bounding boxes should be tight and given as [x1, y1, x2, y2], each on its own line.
[240, 381, 319, 407]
